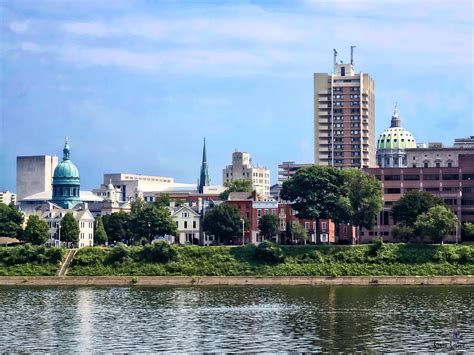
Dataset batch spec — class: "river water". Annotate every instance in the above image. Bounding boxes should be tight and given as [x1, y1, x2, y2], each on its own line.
[0, 285, 472, 352]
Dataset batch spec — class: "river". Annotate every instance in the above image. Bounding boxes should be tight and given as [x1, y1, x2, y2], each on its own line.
[0, 285, 472, 352]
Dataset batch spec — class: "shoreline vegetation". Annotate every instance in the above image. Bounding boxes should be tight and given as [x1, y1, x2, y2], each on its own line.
[0, 243, 473, 281]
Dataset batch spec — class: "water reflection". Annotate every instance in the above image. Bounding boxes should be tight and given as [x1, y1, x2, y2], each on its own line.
[0, 286, 472, 352]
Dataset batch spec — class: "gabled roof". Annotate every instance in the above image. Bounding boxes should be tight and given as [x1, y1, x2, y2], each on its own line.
[168, 205, 201, 217]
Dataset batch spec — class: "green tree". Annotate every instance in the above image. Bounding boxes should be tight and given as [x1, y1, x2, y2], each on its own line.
[22, 215, 50, 245]
[415, 205, 458, 243]
[154, 194, 171, 208]
[202, 204, 242, 244]
[339, 169, 383, 230]
[391, 223, 416, 243]
[219, 179, 253, 200]
[102, 212, 131, 244]
[258, 214, 279, 241]
[391, 190, 444, 226]
[463, 222, 474, 238]
[291, 222, 308, 244]
[0, 202, 23, 238]
[94, 217, 108, 245]
[131, 203, 177, 244]
[280, 166, 344, 239]
[61, 212, 80, 247]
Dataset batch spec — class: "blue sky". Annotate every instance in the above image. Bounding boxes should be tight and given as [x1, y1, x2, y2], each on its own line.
[1, 0, 473, 192]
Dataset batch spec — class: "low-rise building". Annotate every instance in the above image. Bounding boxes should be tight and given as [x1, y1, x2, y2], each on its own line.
[168, 204, 201, 245]
[0, 191, 16, 205]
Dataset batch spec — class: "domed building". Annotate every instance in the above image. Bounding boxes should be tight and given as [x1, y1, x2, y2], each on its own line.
[376, 104, 416, 167]
[51, 137, 82, 209]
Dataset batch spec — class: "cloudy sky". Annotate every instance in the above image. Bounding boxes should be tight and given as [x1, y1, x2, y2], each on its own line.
[1, 0, 473, 191]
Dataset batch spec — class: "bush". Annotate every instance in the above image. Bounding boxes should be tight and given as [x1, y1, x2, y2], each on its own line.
[106, 243, 131, 264]
[254, 241, 285, 264]
[140, 241, 178, 263]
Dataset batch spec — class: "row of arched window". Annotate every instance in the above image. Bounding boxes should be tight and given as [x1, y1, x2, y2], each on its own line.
[52, 186, 79, 198]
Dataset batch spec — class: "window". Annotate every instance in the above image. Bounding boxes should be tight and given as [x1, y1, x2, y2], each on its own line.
[257, 209, 262, 217]
[384, 175, 401, 181]
[423, 174, 439, 180]
[424, 162, 429, 168]
[193, 221, 196, 229]
[321, 221, 327, 231]
[443, 174, 459, 180]
[403, 174, 420, 181]
[184, 221, 188, 229]
[305, 222, 310, 230]
[341, 67, 345, 76]
[385, 188, 401, 194]
[176, 221, 179, 227]
[462, 174, 474, 180]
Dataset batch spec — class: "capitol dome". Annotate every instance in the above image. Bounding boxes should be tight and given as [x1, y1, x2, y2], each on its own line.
[377, 126, 416, 150]
[51, 137, 81, 208]
[376, 104, 416, 168]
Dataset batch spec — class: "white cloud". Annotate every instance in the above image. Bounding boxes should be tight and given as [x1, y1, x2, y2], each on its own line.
[8, 21, 30, 33]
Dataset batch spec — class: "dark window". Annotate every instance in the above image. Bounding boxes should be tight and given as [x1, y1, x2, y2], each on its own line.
[443, 174, 459, 180]
[462, 174, 474, 180]
[444, 199, 457, 205]
[424, 162, 429, 168]
[341, 67, 346, 76]
[443, 187, 456, 192]
[383, 211, 390, 226]
[384, 175, 401, 181]
[436, 162, 441, 168]
[461, 200, 474, 206]
[385, 188, 401, 194]
[447, 162, 452, 167]
[425, 187, 440, 192]
[423, 174, 439, 180]
[404, 174, 420, 181]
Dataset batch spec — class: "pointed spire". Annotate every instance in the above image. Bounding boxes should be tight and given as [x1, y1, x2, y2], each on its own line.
[198, 138, 210, 194]
[63, 136, 70, 161]
[390, 102, 401, 128]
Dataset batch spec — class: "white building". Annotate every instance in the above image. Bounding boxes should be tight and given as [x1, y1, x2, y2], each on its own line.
[168, 204, 201, 245]
[0, 191, 16, 205]
[29, 202, 95, 248]
[95, 173, 197, 202]
[222, 151, 270, 197]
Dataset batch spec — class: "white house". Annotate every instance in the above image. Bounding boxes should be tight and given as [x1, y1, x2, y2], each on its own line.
[168, 205, 201, 245]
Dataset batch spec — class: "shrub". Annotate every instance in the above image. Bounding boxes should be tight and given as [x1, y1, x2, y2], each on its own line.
[255, 241, 285, 264]
[106, 243, 131, 264]
[140, 241, 178, 263]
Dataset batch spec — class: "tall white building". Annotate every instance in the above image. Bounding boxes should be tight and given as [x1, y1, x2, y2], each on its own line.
[222, 151, 270, 197]
[16, 155, 58, 201]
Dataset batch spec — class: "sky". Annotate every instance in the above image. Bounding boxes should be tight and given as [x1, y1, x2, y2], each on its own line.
[1, 0, 473, 192]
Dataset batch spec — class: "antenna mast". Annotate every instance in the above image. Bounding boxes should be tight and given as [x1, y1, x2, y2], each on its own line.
[350, 45, 356, 66]
[333, 49, 338, 70]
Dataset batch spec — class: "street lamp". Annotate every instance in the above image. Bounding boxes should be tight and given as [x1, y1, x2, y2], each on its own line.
[241, 218, 245, 245]
[148, 222, 151, 244]
[58, 224, 62, 247]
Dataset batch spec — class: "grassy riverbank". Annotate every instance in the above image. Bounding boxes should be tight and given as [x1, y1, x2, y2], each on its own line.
[0, 245, 66, 276]
[1, 243, 473, 277]
[66, 243, 474, 277]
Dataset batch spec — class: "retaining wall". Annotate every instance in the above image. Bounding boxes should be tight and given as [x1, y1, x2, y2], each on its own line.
[0, 276, 473, 286]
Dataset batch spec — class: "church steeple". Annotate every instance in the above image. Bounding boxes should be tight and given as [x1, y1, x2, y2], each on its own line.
[198, 138, 210, 194]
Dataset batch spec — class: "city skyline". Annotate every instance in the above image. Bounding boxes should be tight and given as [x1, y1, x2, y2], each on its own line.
[1, 0, 473, 191]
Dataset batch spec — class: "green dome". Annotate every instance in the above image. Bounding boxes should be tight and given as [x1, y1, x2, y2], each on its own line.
[377, 126, 416, 150]
[53, 160, 80, 180]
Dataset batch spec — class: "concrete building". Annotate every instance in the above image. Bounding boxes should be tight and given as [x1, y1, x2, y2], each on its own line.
[278, 162, 313, 183]
[16, 155, 58, 201]
[406, 145, 474, 168]
[363, 153, 474, 243]
[96, 173, 201, 203]
[376, 104, 417, 168]
[454, 136, 474, 148]
[223, 151, 270, 197]
[314, 48, 376, 169]
[0, 191, 16, 205]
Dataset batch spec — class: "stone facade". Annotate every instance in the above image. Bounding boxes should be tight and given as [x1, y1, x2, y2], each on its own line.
[223, 151, 270, 197]
[16, 155, 58, 201]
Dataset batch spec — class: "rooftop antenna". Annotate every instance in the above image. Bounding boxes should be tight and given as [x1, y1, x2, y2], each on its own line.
[350, 45, 356, 66]
[333, 48, 338, 69]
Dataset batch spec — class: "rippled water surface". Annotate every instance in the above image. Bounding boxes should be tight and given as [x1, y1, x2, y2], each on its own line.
[1, 285, 473, 352]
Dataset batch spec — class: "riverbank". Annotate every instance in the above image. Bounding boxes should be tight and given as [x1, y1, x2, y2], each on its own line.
[1, 243, 473, 277]
[1, 275, 473, 286]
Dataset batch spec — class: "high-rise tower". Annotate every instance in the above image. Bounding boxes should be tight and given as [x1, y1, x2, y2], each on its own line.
[198, 138, 210, 194]
[314, 48, 376, 168]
